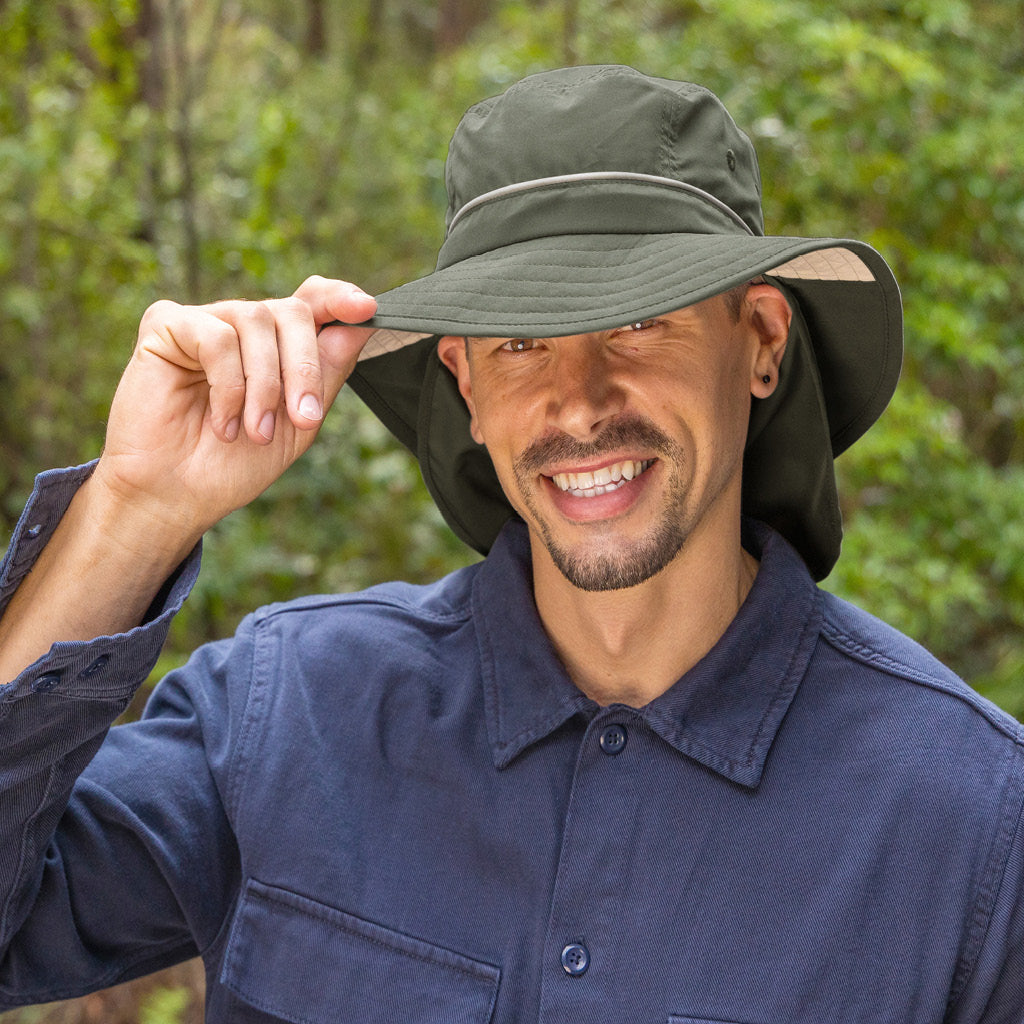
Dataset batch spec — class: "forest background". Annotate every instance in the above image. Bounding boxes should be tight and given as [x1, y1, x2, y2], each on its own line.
[1, 0, 1022, 1020]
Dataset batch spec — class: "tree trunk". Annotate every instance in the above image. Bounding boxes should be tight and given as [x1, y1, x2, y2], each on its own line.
[435, 0, 492, 53]
[305, 0, 327, 57]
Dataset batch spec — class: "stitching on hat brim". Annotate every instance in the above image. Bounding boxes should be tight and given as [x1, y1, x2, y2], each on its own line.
[361, 236, 880, 338]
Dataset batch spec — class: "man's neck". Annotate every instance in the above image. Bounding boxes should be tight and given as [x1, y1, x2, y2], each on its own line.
[530, 520, 758, 707]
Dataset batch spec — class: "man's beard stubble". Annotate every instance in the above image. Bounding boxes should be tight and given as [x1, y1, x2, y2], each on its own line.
[512, 417, 695, 592]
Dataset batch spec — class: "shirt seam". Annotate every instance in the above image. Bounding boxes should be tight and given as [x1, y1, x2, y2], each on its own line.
[473, 573, 508, 764]
[248, 884, 498, 982]
[0, 763, 60, 946]
[948, 743, 1024, 1007]
[256, 593, 471, 628]
[820, 613, 1024, 745]
[226, 617, 262, 831]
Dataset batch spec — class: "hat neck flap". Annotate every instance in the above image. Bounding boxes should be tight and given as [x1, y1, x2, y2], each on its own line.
[744, 282, 841, 580]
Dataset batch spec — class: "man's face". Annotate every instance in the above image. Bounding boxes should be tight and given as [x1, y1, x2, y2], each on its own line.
[438, 288, 788, 591]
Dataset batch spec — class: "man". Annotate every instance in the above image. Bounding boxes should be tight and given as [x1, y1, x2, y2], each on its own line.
[1, 65, 1021, 1022]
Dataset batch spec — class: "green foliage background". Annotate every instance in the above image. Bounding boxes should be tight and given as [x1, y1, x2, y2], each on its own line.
[0, 1, 1022, 1019]
[2, 4, 1022, 705]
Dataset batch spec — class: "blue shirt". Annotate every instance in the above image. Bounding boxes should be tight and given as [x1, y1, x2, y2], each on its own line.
[2, 465, 1023, 1023]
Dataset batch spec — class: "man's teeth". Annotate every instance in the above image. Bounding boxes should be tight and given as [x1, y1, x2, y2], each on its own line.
[551, 460, 653, 497]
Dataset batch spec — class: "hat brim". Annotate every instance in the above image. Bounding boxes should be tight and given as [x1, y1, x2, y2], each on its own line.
[360, 232, 880, 337]
[347, 232, 902, 580]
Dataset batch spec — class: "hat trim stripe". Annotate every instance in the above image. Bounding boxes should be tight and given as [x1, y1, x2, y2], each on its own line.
[447, 172, 755, 237]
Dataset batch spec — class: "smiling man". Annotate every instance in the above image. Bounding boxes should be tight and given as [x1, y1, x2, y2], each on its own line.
[2, 65, 1023, 1023]
[435, 290, 790, 706]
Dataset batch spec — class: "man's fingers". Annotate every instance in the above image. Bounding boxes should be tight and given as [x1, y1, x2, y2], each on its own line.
[291, 276, 378, 411]
[137, 302, 248, 444]
[209, 297, 324, 444]
[199, 320, 249, 443]
[233, 301, 285, 443]
[262, 296, 324, 432]
[316, 323, 377, 404]
[292, 275, 378, 328]
[201, 299, 285, 444]
[137, 281, 376, 447]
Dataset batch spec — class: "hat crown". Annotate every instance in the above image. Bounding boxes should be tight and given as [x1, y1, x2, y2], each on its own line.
[445, 65, 765, 235]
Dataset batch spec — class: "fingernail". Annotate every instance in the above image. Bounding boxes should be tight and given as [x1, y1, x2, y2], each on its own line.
[258, 411, 276, 440]
[299, 394, 322, 421]
[225, 418, 240, 442]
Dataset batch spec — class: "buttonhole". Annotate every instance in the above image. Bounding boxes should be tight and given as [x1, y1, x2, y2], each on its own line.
[79, 654, 112, 679]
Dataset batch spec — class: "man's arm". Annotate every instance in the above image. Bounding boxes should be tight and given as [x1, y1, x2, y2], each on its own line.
[0, 276, 377, 681]
[0, 276, 377, 1003]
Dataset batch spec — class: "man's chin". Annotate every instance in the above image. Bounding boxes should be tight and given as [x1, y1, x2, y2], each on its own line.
[541, 525, 687, 592]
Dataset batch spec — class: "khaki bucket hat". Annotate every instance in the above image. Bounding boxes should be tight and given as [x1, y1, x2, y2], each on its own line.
[345, 65, 903, 580]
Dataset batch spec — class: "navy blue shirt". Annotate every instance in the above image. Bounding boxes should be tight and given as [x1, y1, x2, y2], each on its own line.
[2, 465, 1024, 1023]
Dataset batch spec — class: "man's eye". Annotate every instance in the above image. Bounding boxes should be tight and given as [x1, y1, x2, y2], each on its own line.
[627, 319, 658, 332]
[502, 338, 537, 353]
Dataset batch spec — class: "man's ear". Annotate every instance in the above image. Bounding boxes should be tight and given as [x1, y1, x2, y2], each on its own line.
[745, 284, 792, 399]
[436, 336, 483, 443]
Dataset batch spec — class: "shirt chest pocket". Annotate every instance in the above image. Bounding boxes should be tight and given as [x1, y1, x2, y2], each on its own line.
[219, 879, 501, 1024]
[668, 1018, 762, 1024]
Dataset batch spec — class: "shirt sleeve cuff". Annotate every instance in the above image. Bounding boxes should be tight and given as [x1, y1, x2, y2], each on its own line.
[0, 463, 202, 702]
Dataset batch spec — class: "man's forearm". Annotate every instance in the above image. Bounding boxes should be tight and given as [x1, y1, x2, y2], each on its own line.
[0, 471, 199, 683]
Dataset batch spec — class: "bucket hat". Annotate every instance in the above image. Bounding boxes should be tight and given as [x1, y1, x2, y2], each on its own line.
[345, 64, 903, 580]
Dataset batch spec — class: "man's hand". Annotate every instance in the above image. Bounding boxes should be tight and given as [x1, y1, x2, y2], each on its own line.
[93, 276, 378, 553]
[0, 277, 377, 680]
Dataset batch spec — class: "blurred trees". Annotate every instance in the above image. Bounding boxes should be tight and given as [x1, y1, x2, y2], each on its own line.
[1, 0, 1021, 697]
[0, 0, 1022, 1019]
[2, 0, 1022, 704]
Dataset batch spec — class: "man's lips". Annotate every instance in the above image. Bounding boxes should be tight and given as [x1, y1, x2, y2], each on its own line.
[548, 458, 655, 498]
[514, 417, 672, 519]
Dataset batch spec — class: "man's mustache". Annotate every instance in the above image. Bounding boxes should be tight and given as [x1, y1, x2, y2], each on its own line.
[514, 417, 675, 476]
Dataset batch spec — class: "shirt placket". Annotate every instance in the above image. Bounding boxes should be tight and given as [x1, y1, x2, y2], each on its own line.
[538, 706, 647, 1024]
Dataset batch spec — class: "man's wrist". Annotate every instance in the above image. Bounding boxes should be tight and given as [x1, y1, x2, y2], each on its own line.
[0, 468, 202, 682]
[80, 465, 206, 573]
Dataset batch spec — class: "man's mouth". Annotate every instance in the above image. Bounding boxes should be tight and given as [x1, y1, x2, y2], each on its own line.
[549, 459, 654, 498]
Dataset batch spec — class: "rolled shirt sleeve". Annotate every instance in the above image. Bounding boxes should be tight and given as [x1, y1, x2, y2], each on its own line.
[0, 464, 214, 1004]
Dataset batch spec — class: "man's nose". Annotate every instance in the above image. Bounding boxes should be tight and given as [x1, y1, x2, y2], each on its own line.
[545, 337, 626, 440]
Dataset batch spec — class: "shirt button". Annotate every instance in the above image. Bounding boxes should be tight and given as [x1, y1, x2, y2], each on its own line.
[561, 943, 590, 976]
[25, 524, 44, 540]
[31, 671, 62, 693]
[598, 724, 628, 755]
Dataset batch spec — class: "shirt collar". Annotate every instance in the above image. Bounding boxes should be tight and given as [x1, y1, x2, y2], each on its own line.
[472, 519, 822, 787]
